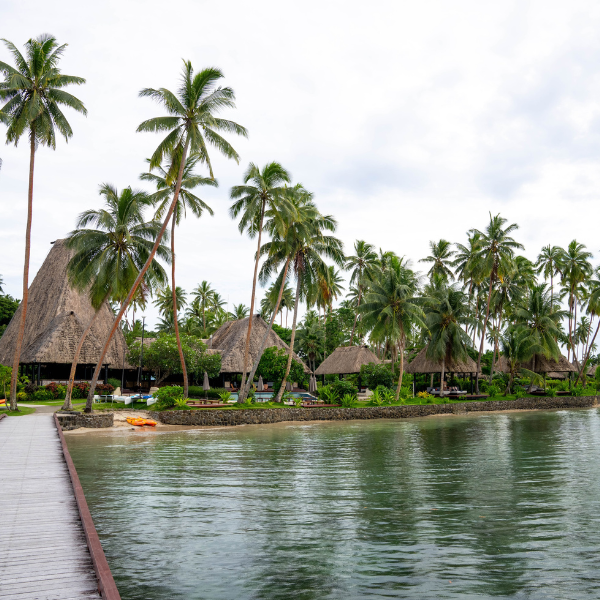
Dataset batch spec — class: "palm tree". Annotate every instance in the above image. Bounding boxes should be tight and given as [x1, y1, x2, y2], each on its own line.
[361, 263, 425, 401]
[64, 185, 169, 411]
[500, 328, 542, 395]
[0, 35, 86, 410]
[469, 214, 524, 392]
[420, 239, 455, 281]
[295, 314, 324, 373]
[345, 241, 378, 345]
[576, 273, 600, 384]
[85, 62, 245, 406]
[191, 281, 215, 332]
[535, 245, 563, 304]
[279, 282, 295, 327]
[229, 162, 293, 395]
[424, 284, 473, 397]
[232, 303, 249, 320]
[154, 286, 187, 321]
[0, 274, 4, 293]
[558, 240, 593, 362]
[142, 155, 216, 398]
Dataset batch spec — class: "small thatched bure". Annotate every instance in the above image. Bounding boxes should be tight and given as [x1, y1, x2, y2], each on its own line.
[405, 347, 478, 374]
[209, 315, 309, 373]
[0, 240, 128, 368]
[495, 354, 577, 374]
[315, 345, 380, 375]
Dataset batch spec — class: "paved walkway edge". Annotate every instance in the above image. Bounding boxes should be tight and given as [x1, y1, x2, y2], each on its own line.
[54, 413, 121, 600]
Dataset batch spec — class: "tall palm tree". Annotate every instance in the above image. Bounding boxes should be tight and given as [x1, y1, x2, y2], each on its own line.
[142, 155, 216, 398]
[420, 239, 455, 281]
[229, 162, 293, 395]
[424, 284, 473, 397]
[154, 286, 187, 321]
[0, 35, 86, 410]
[576, 273, 600, 384]
[535, 245, 563, 304]
[500, 328, 542, 395]
[191, 281, 215, 332]
[558, 240, 593, 362]
[295, 315, 324, 374]
[232, 303, 249, 319]
[345, 240, 378, 344]
[85, 62, 245, 407]
[279, 282, 295, 327]
[64, 185, 169, 411]
[470, 214, 523, 392]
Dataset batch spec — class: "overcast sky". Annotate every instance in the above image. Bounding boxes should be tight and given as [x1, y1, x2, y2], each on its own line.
[2, 0, 600, 329]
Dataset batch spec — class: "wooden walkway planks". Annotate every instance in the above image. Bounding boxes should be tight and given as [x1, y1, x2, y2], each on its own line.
[0, 414, 103, 600]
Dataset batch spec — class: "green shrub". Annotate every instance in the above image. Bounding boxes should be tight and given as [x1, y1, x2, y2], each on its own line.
[218, 391, 233, 402]
[332, 379, 357, 399]
[399, 386, 412, 401]
[360, 363, 394, 390]
[33, 389, 54, 401]
[367, 389, 385, 406]
[154, 386, 184, 410]
[513, 385, 525, 397]
[188, 386, 228, 399]
[72, 382, 90, 399]
[573, 385, 585, 397]
[17, 391, 27, 401]
[546, 387, 557, 398]
[487, 385, 500, 398]
[340, 394, 356, 408]
[107, 378, 122, 389]
[319, 385, 338, 403]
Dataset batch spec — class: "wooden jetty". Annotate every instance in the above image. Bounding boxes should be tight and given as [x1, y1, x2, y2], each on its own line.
[0, 413, 120, 599]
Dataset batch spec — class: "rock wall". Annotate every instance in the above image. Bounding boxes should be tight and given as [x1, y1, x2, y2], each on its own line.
[56, 412, 114, 431]
[151, 396, 598, 427]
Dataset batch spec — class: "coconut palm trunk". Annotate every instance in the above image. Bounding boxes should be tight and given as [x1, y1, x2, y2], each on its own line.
[171, 214, 189, 398]
[440, 357, 446, 398]
[394, 335, 405, 402]
[476, 277, 494, 393]
[275, 271, 302, 402]
[9, 134, 35, 411]
[238, 201, 265, 402]
[241, 258, 291, 398]
[62, 308, 101, 410]
[576, 320, 600, 385]
[349, 287, 362, 345]
[85, 137, 190, 412]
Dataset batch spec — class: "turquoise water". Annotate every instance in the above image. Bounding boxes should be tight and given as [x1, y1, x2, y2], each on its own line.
[67, 409, 600, 599]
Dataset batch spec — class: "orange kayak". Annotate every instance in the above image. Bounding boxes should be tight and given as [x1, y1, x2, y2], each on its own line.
[126, 417, 157, 427]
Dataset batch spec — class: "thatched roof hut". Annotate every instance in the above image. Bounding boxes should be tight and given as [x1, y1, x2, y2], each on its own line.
[209, 315, 309, 373]
[315, 345, 380, 375]
[405, 347, 478, 374]
[0, 240, 128, 368]
[495, 354, 577, 375]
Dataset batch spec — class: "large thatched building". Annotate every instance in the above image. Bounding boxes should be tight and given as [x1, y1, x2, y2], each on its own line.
[315, 345, 380, 376]
[405, 347, 478, 374]
[209, 315, 309, 374]
[495, 353, 576, 376]
[0, 240, 128, 383]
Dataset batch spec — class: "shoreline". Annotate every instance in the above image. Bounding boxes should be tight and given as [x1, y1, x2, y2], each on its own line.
[62, 396, 600, 436]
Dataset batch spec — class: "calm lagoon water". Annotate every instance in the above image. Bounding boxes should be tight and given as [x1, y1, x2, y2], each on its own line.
[67, 409, 600, 599]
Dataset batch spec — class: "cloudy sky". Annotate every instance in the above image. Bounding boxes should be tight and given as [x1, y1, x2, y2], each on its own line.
[2, 0, 600, 328]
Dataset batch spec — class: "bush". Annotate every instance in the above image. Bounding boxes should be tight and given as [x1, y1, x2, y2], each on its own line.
[360, 363, 394, 390]
[367, 389, 385, 406]
[340, 394, 356, 408]
[107, 378, 122, 389]
[188, 386, 228, 399]
[487, 385, 500, 398]
[218, 391, 233, 403]
[573, 385, 585, 397]
[24, 382, 39, 396]
[96, 383, 115, 394]
[17, 391, 27, 401]
[319, 385, 338, 403]
[332, 379, 357, 399]
[154, 386, 184, 410]
[72, 382, 90, 399]
[44, 382, 66, 400]
[33, 389, 54, 401]
[546, 387, 557, 397]
[513, 385, 525, 397]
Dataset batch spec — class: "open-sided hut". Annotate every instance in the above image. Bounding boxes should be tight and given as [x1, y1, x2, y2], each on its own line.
[495, 354, 576, 377]
[405, 347, 478, 374]
[209, 315, 309, 374]
[315, 345, 380, 376]
[0, 240, 128, 384]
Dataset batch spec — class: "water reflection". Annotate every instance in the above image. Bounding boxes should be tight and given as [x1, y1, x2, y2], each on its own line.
[68, 410, 600, 599]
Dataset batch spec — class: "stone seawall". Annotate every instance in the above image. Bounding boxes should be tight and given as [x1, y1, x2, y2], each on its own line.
[56, 412, 114, 431]
[151, 396, 598, 427]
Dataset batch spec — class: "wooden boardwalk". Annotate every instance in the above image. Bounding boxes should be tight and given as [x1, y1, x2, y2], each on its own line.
[0, 414, 103, 599]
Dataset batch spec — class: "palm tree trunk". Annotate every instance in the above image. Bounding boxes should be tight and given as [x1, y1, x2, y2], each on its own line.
[476, 276, 494, 393]
[275, 271, 302, 402]
[395, 335, 405, 402]
[9, 134, 36, 411]
[84, 136, 190, 412]
[240, 258, 292, 401]
[62, 308, 102, 410]
[440, 357, 446, 398]
[240, 200, 265, 397]
[171, 217, 188, 398]
[576, 319, 600, 385]
[568, 292, 574, 361]
[349, 287, 362, 345]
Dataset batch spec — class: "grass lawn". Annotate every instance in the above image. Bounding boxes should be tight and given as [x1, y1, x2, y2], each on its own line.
[17, 400, 86, 407]
[1, 405, 37, 416]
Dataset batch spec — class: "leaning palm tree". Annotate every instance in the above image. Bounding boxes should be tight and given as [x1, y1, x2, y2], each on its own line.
[85, 62, 245, 407]
[64, 185, 169, 411]
[229, 162, 294, 396]
[346, 240, 378, 344]
[470, 214, 524, 392]
[361, 262, 424, 401]
[535, 245, 563, 305]
[142, 155, 216, 398]
[0, 35, 86, 410]
[420, 239, 455, 281]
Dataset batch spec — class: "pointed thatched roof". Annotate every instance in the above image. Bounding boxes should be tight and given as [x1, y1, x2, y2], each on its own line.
[315, 345, 380, 375]
[405, 347, 478, 374]
[0, 240, 128, 368]
[209, 315, 309, 373]
[495, 354, 577, 374]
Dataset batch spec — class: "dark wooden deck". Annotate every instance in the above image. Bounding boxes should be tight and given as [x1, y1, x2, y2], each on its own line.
[0, 414, 107, 599]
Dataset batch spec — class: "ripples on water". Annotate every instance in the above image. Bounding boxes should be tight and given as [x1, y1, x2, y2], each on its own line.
[67, 409, 600, 599]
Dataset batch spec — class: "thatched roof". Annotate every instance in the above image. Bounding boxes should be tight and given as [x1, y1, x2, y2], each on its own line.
[315, 345, 380, 375]
[0, 240, 128, 368]
[495, 354, 577, 374]
[209, 315, 309, 373]
[405, 347, 478, 374]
